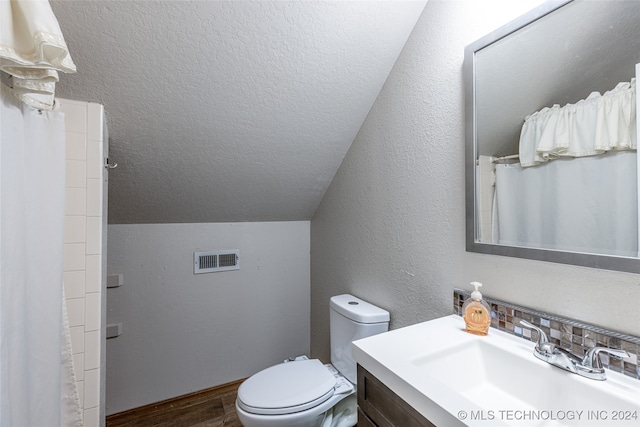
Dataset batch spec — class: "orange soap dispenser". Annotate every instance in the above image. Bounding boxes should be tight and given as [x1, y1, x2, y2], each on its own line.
[462, 281, 491, 336]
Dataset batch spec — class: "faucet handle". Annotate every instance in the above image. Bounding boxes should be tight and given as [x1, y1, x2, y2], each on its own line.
[520, 320, 549, 345]
[520, 320, 557, 358]
[582, 347, 630, 369]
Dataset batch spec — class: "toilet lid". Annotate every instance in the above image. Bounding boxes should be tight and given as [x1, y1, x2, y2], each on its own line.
[237, 359, 337, 415]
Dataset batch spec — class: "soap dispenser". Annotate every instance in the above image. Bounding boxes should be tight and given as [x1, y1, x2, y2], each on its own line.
[462, 282, 491, 336]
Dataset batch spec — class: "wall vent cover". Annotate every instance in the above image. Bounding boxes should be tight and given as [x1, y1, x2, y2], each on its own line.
[194, 250, 239, 274]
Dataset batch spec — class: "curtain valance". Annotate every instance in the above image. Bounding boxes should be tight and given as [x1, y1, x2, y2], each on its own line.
[0, 0, 75, 110]
[519, 78, 636, 167]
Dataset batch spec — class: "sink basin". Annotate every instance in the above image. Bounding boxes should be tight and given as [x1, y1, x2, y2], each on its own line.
[352, 315, 640, 426]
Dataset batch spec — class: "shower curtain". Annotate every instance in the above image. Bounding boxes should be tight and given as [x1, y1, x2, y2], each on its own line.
[494, 151, 638, 257]
[0, 84, 82, 425]
[494, 76, 638, 257]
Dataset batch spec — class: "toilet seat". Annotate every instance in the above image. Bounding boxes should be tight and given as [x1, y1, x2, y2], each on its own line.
[237, 359, 337, 416]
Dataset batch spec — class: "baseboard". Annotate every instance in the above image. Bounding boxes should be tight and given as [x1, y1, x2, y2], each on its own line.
[106, 378, 246, 425]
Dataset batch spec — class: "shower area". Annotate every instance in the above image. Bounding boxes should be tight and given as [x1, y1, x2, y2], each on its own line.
[1, 1, 108, 426]
[0, 93, 109, 426]
[478, 73, 639, 258]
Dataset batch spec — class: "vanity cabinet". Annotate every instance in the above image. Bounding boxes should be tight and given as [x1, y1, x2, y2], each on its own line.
[357, 365, 435, 427]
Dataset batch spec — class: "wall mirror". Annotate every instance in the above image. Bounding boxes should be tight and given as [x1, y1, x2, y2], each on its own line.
[465, 0, 640, 273]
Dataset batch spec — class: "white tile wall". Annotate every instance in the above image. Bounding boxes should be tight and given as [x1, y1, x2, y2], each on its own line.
[84, 368, 101, 409]
[65, 188, 87, 216]
[476, 155, 496, 243]
[64, 216, 87, 243]
[59, 99, 105, 427]
[64, 271, 86, 299]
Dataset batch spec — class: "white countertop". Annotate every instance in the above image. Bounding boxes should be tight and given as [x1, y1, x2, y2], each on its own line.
[352, 315, 640, 427]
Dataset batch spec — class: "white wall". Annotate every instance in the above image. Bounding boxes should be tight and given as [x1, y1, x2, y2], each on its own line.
[310, 0, 640, 362]
[59, 99, 106, 426]
[106, 221, 310, 414]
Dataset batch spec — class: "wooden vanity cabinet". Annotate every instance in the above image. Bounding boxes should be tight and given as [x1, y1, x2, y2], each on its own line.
[357, 365, 436, 427]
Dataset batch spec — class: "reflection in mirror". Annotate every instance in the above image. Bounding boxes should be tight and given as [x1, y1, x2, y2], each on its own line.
[465, 0, 640, 273]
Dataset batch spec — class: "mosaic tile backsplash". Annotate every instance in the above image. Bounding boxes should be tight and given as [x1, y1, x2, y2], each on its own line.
[453, 289, 640, 380]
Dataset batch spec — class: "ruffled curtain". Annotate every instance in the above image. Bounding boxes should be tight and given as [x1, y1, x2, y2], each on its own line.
[0, 0, 76, 110]
[519, 79, 636, 167]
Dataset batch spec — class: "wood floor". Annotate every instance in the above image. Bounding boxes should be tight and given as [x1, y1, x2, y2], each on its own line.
[106, 380, 244, 427]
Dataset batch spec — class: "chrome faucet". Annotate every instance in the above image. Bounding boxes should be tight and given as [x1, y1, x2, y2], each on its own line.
[519, 320, 629, 381]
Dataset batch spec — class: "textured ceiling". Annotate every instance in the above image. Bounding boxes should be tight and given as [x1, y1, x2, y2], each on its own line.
[50, 0, 426, 224]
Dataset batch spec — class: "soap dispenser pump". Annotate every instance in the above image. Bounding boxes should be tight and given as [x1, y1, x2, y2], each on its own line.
[462, 282, 491, 336]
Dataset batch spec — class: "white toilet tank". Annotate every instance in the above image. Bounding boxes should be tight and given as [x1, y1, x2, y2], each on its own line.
[329, 294, 389, 384]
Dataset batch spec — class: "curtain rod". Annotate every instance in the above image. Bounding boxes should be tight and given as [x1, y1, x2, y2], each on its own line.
[492, 154, 520, 164]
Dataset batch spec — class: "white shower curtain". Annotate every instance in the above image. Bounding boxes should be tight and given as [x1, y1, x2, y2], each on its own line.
[0, 84, 82, 425]
[494, 150, 638, 257]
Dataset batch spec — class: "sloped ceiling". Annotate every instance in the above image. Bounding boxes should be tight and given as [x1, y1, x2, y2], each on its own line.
[50, 0, 426, 224]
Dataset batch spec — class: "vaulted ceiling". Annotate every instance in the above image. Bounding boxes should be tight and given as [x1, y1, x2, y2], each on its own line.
[51, 0, 426, 224]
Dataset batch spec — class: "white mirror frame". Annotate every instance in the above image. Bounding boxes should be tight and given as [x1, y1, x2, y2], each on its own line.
[464, 0, 640, 274]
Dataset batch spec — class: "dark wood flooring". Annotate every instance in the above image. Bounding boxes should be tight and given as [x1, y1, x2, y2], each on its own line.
[106, 380, 244, 427]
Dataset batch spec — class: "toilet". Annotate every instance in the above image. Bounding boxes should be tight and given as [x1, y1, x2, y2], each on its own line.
[235, 294, 390, 427]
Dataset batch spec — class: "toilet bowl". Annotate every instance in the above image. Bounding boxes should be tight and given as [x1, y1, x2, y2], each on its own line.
[235, 294, 390, 427]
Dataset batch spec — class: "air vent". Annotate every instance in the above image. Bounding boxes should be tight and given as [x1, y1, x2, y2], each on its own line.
[194, 250, 240, 274]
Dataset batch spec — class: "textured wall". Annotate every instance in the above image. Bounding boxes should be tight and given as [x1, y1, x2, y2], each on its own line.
[310, 0, 640, 363]
[106, 222, 309, 414]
